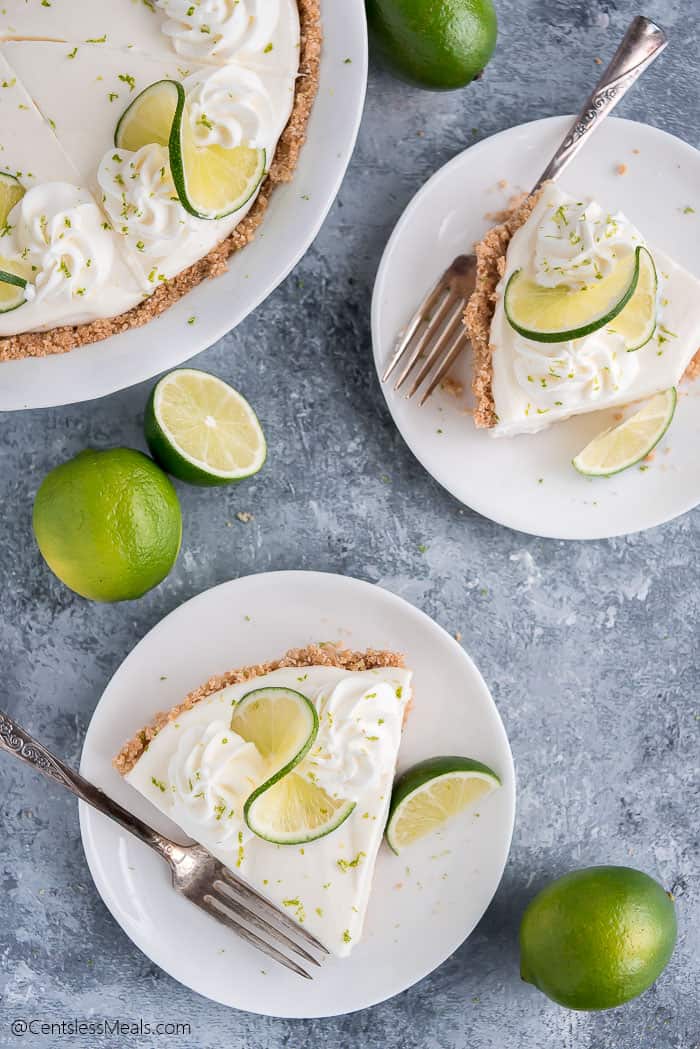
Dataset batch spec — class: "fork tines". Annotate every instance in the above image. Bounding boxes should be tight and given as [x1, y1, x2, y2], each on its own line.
[382, 254, 476, 405]
[193, 859, 329, 979]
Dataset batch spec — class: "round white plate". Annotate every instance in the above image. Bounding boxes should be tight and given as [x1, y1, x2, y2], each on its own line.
[372, 116, 700, 540]
[1, 3, 367, 411]
[79, 571, 515, 1018]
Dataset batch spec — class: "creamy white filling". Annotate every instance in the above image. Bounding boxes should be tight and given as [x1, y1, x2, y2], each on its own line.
[126, 664, 412, 956]
[490, 186, 700, 437]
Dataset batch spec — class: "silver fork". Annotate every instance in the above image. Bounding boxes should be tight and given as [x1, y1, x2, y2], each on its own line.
[382, 15, 668, 406]
[0, 709, 328, 979]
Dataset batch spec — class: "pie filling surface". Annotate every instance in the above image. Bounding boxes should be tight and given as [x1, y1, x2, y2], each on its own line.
[118, 654, 412, 956]
[0, 0, 311, 347]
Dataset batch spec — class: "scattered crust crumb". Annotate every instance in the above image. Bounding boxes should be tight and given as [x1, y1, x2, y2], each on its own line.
[454, 631, 463, 642]
[616, 163, 628, 176]
[497, 178, 508, 190]
[464, 188, 544, 428]
[113, 643, 405, 775]
[235, 511, 254, 523]
[594, 57, 603, 65]
[441, 376, 463, 398]
[683, 349, 700, 382]
[632, 148, 640, 155]
[0, 0, 321, 362]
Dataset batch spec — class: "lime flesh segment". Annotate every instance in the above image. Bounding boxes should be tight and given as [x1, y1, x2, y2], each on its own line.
[386, 755, 501, 854]
[231, 687, 318, 767]
[114, 78, 183, 151]
[145, 368, 267, 486]
[172, 104, 266, 220]
[0, 172, 25, 227]
[244, 771, 356, 846]
[504, 247, 641, 344]
[572, 388, 676, 478]
[607, 247, 658, 350]
[0, 254, 31, 314]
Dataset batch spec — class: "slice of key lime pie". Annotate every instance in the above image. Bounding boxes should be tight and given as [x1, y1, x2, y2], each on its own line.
[114, 645, 412, 957]
[0, 0, 320, 361]
[466, 184, 700, 438]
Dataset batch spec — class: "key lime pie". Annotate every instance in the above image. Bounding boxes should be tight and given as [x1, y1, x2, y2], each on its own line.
[466, 184, 700, 445]
[0, 0, 320, 361]
[114, 645, 412, 957]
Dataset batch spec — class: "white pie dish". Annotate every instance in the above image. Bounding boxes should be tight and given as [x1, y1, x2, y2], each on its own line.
[79, 571, 515, 1017]
[0, 0, 368, 411]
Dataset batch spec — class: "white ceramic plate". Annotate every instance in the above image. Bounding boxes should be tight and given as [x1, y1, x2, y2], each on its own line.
[1, 2, 367, 411]
[79, 571, 515, 1018]
[372, 116, 700, 540]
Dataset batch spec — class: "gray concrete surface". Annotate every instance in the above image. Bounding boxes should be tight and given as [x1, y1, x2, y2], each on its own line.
[1, 1, 699, 1046]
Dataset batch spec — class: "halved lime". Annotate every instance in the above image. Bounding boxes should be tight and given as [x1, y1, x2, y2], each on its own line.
[504, 247, 642, 344]
[385, 755, 501, 854]
[0, 255, 31, 314]
[0, 172, 25, 227]
[113, 77, 266, 221]
[244, 772, 356, 846]
[144, 369, 267, 487]
[572, 388, 676, 478]
[114, 78, 184, 152]
[172, 104, 266, 220]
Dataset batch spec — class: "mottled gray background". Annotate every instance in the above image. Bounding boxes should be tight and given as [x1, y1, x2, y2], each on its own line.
[1, 0, 699, 1046]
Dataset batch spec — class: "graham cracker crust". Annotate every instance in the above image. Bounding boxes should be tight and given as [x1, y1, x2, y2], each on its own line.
[114, 643, 405, 776]
[0, 0, 321, 363]
[464, 189, 543, 429]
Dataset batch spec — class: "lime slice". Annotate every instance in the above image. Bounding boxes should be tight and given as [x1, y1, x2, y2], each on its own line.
[171, 104, 266, 220]
[0, 255, 31, 314]
[244, 772, 356, 846]
[572, 388, 676, 478]
[145, 368, 267, 487]
[114, 78, 266, 221]
[607, 247, 657, 351]
[230, 686, 355, 845]
[504, 247, 642, 344]
[385, 755, 501, 854]
[0, 172, 25, 227]
[114, 78, 184, 152]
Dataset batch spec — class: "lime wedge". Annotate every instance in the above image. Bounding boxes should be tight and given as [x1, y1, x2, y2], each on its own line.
[607, 247, 657, 351]
[0, 172, 25, 227]
[0, 255, 31, 314]
[244, 772, 356, 846]
[145, 368, 267, 486]
[504, 247, 642, 344]
[572, 388, 676, 478]
[385, 755, 501, 854]
[172, 103, 266, 220]
[114, 77, 266, 221]
[114, 78, 184, 152]
[231, 686, 355, 845]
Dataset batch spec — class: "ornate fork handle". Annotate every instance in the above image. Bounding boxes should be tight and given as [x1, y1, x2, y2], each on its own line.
[533, 16, 668, 191]
[0, 708, 184, 865]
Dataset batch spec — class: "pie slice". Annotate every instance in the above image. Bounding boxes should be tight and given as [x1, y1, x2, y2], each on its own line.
[114, 645, 412, 957]
[465, 183, 700, 437]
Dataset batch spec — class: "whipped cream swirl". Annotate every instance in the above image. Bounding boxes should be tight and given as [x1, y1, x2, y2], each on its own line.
[534, 196, 642, 291]
[302, 678, 404, 799]
[97, 144, 204, 264]
[167, 720, 266, 845]
[8, 183, 114, 305]
[156, 0, 281, 62]
[184, 65, 275, 149]
[513, 330, 640, 411]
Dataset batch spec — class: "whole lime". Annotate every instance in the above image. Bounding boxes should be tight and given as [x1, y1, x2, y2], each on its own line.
[33, 448, 182, 602]
[366, 0, 497, 91]
[520, 866, 677, 1011]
